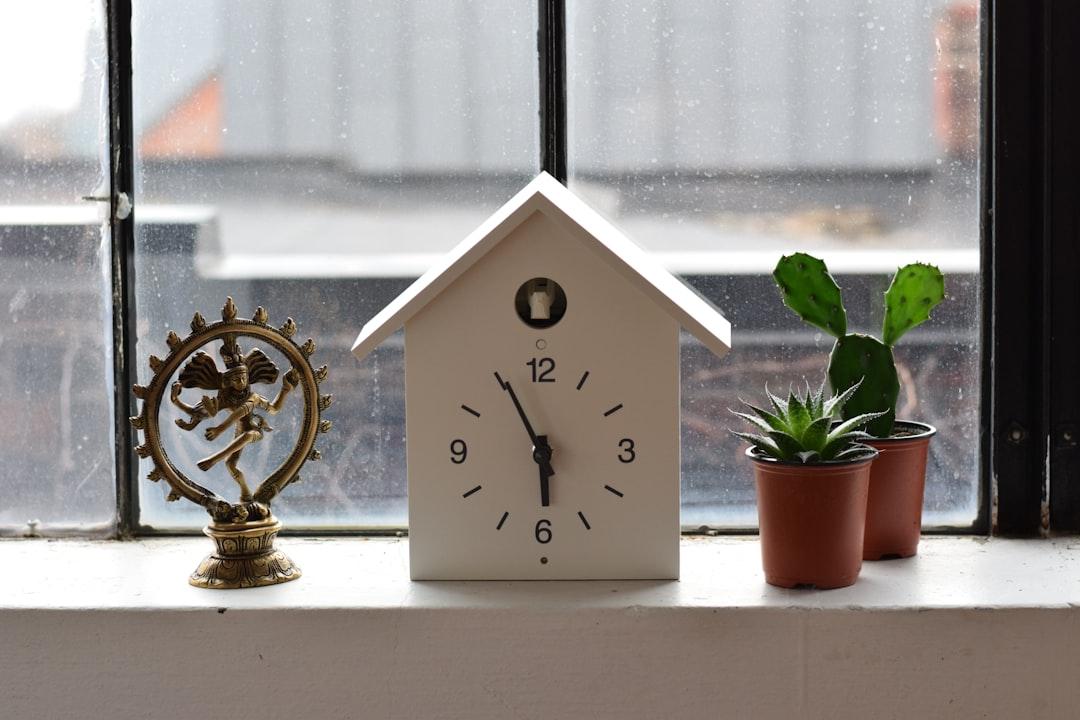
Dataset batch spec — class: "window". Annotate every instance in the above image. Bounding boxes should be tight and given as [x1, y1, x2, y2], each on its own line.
[4, 0, 1069, 537]
[567, 1, 981, 528]
[0, 1, 115, 532]
[132, 0, 538, 530]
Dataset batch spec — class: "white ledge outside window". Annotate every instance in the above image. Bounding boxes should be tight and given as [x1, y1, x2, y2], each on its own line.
[2, 537, 1078, 719]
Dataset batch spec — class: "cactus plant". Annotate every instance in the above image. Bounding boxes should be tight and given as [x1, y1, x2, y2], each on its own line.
[773, 253, 944, 437]
[731, 379, 884, 463]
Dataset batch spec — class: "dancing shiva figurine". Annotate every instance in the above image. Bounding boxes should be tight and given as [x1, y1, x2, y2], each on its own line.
[170, 335, 299, 502]
[130, 297, 331, 588]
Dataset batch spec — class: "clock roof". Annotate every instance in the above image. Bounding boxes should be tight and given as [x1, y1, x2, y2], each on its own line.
[351, 172, 732, 360]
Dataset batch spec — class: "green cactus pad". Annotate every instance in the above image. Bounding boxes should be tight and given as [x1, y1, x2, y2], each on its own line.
[828, 333, 899, 437]
[773, 253, 847, 338]
[882, 263, 945, 347]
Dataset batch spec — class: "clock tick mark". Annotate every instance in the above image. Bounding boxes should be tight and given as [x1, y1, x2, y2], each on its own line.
[462, 485, 482, 498]
[576, 371, 590, 390]
[578, 511, 591, 530]
[461, 404, 481, 418]
[604, 484, 624, 498]
[496, 511, 509, 530]
[603, 403, 624, 417]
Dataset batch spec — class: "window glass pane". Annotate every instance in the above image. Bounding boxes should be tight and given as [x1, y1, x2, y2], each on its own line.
[568, 0, 981, 527]
[0, 1, 114, 533]
[133, 0, 539, 529]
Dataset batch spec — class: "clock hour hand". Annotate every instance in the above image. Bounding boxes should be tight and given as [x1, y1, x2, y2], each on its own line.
[534, 435, 553, 507]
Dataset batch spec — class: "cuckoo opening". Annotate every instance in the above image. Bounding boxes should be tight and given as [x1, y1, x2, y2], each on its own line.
[515, 277, 567, 329]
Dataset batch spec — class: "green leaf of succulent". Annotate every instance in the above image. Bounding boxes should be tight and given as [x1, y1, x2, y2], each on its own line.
[740, 402, 787, 433]
[765, 384, 788, 416]
[729, 410, 774, 435]
[820, 435, 863, 461]
[819, 411, 885, 459]
[732, 431, 787, 461]
[773, 253, 847, 338]
[822, 376, 863, 417]
[882, 263, 945, 347]
[786, 388, 811, 436]
[833, 445, 874, 461]
[768, 431, 804, 460]
[819, 436, 846, 460]
[827, 411, 888, 443]
[801, 415, 832, 454]
[809, 379, 826, 419]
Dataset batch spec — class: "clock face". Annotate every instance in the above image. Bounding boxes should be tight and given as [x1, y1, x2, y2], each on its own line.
[451, 359, 646, 568]
[404, 211, 680, 580]
[408, 340, 678, 580]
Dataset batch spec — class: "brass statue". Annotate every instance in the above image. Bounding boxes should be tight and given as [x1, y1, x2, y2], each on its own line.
[130, 297, 331, 588]
[170, 336, 298, 501]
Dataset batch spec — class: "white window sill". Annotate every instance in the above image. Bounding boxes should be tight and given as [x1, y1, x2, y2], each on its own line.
[2, 536, 1078, 718]
[0, 535, 1076, 610]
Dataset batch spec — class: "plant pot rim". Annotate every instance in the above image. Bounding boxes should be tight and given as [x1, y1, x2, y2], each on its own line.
[868, 419, 937, 443]
[745, 444, 879, 467]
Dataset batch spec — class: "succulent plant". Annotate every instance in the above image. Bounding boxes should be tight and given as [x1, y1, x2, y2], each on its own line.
[773, 253, 944, 437]
[731, 379, 884, 463]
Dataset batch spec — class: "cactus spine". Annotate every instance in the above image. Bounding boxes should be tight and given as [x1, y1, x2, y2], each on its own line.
[773, 253, 944, 437]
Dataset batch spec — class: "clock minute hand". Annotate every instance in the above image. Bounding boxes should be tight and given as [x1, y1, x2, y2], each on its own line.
[501, 379, 540, 444]
[500, 378, 555, 478]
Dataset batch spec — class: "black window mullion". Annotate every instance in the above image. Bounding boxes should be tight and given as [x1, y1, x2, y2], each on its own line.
[1047, 0, 1080, 532]
[990, 0, 1049, 535]
[538, 0, 567, 182]
[106, 0, 140, 537]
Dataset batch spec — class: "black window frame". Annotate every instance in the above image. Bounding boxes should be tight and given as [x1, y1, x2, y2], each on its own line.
[105, 0, 1070, 537]
[990, 0, 1077, 536]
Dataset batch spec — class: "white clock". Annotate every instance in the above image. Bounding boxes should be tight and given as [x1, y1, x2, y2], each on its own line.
[352, 173, 731, 579]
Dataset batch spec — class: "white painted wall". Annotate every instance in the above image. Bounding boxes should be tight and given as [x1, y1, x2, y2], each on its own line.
[5, 605, 1078, 719]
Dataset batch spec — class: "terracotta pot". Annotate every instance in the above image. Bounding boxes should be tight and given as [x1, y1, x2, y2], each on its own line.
[861, 421, 936, 561]
[749, 446, 876, 589]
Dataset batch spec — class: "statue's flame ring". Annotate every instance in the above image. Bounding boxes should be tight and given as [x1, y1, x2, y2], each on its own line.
[138, 317, 323, 516]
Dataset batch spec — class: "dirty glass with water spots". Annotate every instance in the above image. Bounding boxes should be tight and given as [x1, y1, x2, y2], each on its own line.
[568, 0, 982, 527]
[0, 1, 115, 533]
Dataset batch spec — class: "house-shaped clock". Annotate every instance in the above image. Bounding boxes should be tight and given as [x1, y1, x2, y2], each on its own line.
[352, 173, 731, 580]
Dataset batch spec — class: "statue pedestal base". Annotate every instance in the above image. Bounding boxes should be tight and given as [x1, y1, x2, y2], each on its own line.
[190, 516, 300, 589]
